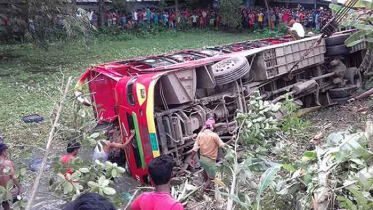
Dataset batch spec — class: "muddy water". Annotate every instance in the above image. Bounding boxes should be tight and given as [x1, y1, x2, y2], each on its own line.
[23, 147, 140, 209]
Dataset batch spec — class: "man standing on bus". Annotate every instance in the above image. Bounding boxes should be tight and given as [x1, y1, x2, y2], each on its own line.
[190, 117, 233, 192]
[287, 19, 305, 40]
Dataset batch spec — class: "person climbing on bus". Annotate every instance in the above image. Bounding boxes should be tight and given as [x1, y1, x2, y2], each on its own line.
[131, 155, 184, 210]
[189, 116, 235, 193]
[287, 19, 305, 40]
[93, 128, 135, 163]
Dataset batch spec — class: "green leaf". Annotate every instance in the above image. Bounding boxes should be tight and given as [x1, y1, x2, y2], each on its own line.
[90, 132, 100, 139]
[57, 173, 66, 181]
[283, 164, 296, 172]
[302, 151, 317, 162]
[87, 181, 99, 188]
[71, 171, 81, 181]
[98, 176, 106, 185]
[63, 181, 73, 194]
[345, 31, 368, 47]
[348, 188, 369, 208]
[101, 179, 110, 187]
[337, 196, 357, 210]
[256, 165, 281, 205]
[0, 186, 6, 194]
[105, 161, 113, 169]
[5, 180, 13, 190]
[220, 192, 250, 208]
[117, 166, 125, 173]
[111, 169, 118, 178]
[103, 187, 116, 195]
[79, 168, 89, 173]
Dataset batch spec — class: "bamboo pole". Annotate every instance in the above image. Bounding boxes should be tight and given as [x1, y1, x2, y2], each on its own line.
[26, 77, 72, 210]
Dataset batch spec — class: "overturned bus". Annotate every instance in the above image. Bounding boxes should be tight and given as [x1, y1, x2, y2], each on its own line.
[75, 30, 366, 183]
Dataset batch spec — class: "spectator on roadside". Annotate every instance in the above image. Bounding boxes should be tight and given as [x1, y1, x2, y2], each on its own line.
[121, 13, 127, 27]
[169, 13, 175, 28]
[131, 155, 184, 210]
[283, 9, 290, 24]
[191, 13, 198, 28]
[315, 11, 321, 30]
[146, 8, 151, 25]
[153, 12, 159, 26]
[209, 15, 215, 28]
[132, 10, 138, 23]
[258, 11, 264, 29]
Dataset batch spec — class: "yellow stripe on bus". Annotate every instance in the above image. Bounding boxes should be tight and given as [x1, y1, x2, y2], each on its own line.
[146, 80, 160, 158]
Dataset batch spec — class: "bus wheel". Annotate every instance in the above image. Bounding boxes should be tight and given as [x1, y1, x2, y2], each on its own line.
[325, 34, 349, 47]
[212, 56, 251, 85]
[345, 67, 362, 88]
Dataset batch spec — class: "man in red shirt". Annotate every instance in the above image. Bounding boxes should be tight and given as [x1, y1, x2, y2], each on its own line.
[131, 155, 184, 210]
[60, 140, 81, 175]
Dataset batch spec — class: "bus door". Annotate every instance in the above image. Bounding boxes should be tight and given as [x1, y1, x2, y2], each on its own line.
[115, 74, 162, 183]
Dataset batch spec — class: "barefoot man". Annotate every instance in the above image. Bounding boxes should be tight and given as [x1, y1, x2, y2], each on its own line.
[0, 143, 22, 210]
[190, 117, 233, 192]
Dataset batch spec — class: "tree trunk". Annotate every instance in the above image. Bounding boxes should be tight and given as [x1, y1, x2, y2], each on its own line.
[98, 0, 105, 27]
[175, 0, 179, 16]
[264, 0, 270, 27]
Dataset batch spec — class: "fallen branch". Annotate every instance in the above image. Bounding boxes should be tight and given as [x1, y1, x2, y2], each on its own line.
[124, 189, 140, 210]
[26, 77, 72, 210]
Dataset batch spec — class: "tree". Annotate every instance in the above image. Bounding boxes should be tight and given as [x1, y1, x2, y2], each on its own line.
[219, 0, 242, 29]
[98, 0, 105, 27]
[0, 0, 93, 45]
[264, 0, 271, 28]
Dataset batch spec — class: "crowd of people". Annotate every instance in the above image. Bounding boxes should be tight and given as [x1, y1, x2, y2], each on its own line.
[83, 6, 332, 30]
[241, 6, 332, 30]
[85, 8, 221, 29]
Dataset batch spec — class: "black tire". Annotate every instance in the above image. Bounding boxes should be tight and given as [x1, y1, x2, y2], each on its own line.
[212, 56, 251, 85]
[325, 34, 350, 47]
[325, 44, 351, 56]
[345, 67, 362, 88]
[328, 84, 358, 98]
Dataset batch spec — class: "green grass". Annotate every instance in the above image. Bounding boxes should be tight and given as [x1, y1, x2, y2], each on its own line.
[0, 29, 268, 160]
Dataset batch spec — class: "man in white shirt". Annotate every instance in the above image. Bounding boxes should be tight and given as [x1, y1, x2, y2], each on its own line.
[287, 19, 305, 40]
[133, 10, 138, 22]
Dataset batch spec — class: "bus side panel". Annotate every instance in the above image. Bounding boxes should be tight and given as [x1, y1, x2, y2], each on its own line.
[88, 71, 118, 123]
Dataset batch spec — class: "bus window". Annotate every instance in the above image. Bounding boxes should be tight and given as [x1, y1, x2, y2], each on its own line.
[126, 78, 137, 106]
[126, 112, 142, 169]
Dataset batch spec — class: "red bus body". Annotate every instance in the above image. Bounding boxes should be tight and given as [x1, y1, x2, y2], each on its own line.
[76, 31, 365, 183]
